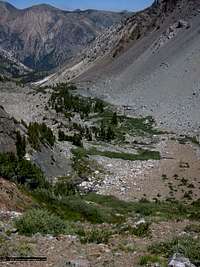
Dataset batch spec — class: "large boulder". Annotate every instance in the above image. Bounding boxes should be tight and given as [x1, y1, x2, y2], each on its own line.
[168, 254, 196, 267]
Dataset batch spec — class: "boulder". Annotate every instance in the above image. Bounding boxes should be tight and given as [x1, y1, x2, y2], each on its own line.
[168, 254, 196, 267]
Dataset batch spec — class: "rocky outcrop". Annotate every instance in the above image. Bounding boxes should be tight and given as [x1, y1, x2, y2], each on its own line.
[0, 106, 17, 154]
[168, 254, 196, 267]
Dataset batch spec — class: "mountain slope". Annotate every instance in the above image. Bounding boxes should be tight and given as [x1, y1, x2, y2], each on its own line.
[0, 48, 32, 78]
[0, 105, 17, 154]
[46, 0, 200, 134]
[0, 1, 128, 72]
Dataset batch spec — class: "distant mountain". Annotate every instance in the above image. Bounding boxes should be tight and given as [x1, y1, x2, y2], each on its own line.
[0, 1, 129, 72]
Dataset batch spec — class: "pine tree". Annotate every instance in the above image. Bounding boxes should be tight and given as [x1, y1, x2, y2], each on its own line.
[106, 126, 115, 141]
[16, 131, 26, 159]
[111, 112, 118, 126]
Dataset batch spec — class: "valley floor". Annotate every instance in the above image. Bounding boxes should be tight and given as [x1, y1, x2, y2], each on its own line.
[0, 81, 200, 267]
[0, 82, 200, 202]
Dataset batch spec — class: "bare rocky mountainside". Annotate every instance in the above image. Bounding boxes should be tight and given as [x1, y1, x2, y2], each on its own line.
[0, 1, 128, 72]
[0, 47, 32, 78]
[0, 1, 200, 267]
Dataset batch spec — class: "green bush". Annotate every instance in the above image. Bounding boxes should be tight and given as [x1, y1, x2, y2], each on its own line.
[78, 228, 113, 244]
[139, 255, 166, 266]
[15, 209, 72, 236]
[132, 222, 151, 237]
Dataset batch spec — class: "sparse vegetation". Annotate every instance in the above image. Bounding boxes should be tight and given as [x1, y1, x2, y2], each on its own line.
[49, 83, 102, 119]
[49, 83, 164, 148]
[0, 153, 48, 190]
[0, 236, 34, 257]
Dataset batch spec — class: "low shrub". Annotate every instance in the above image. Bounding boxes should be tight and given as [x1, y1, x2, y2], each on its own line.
[15, 209, 72, 236]
[78, 228, 113, 244]
[139, 254, 166, 266]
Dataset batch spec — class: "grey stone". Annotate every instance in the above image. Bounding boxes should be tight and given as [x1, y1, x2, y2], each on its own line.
[168, 254, 196, 267]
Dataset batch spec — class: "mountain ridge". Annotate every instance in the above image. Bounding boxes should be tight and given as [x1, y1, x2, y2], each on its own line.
[0, 1, 128, 72]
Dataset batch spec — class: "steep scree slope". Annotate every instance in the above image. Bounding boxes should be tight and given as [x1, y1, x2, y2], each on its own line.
[47, 0, 200, 134]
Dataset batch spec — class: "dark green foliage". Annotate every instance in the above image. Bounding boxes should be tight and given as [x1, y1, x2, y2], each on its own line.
[72, 134, 83, 147]
[84, 193, 200, 220]
[74, 147, 161, 161]
[28, 122, 55, 150]
[58, 130, 66, 141]
[16, 131, 26, 159]
[15, 209, 71, 236]
[32, 187, 117, 224]
[106, 126, 115, 141]
[98, 122, 115, 141]
[94, 99, 105, 113]
[53, 181, 78, 197]
[111, 112, 118, 125]
[49, 83, 98, 119]
[58, 130, 83, 147]
[85, 127, 92, 141]
[0, 153, 48, 190]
